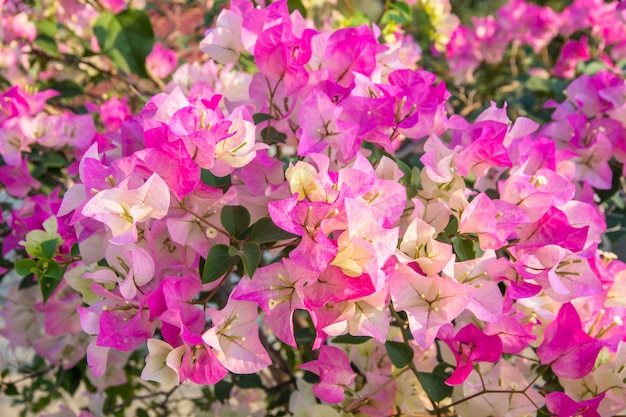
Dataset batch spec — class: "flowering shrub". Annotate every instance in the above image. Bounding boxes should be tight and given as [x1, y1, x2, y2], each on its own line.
[2, 0, 626, 416]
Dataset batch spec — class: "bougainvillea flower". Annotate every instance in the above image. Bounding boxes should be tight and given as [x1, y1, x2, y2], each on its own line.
[232, 258, 315, 347]
[536, 302, 603, 379]
[518, 245, 602, 301]
[391, 263, 475, 349]
[439, 323, 502, 385]
[299, 345, 357, 404]
[203, 298, 272, 374]
[81, 173, 170, 244]
[141, 338, 179, 386]
[459, 193, 529, 250]
[545, 391, 604, 417]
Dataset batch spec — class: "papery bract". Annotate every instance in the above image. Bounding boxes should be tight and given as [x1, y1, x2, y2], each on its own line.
[231, 258, 315, 347]
[81, 173, 170, 245]
[439, 323, 502, 385]
[391, 263, 475, 349]
[536, 302, 603, 379]
[299, 345, 357, 404]
[459, 193, 529, 250]
[203, 298, 272, 374]
[546, 391, 604, 417]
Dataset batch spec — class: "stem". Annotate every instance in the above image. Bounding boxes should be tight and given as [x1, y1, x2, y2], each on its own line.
[0, 366, 56, 387]
[343, 367, 410, 414]
[178, 203, 234, 243]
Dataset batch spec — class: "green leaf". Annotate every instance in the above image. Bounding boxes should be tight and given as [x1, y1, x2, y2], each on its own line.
[19, 274, 37, 289]
[214, 380, 233, 403]
[452, 237, 476, 262]
[94, 9, 155, 78]
[252, 113, 273, 125]
[221, 205, 251, 237]
[240, 242, 261, 278]
[35, 18, 58, 38]
[260, 126, 288, 144]
[136, 410, 149, 417]
[40, 275, 62, 304]
[287, 0, 306, 17]
[43, 260, 64, 280]
[42, 152, 68, 169]
[32, 390, 54, 411]
[417, 371, 453, 402]
[234, 373, 263, 389]
[202, 244, 239, 284]
[390, 1, 412, 19]
[382, 9, 410, 25]
[295, 327, 316, 346]
[251, 217, 298, 244]
[385, 340, 414, 368]
[524, 76, 551, 93]
[57, 365, 82, 395]
[580, 59, 608, 75]
[394, 158, 412, 185]
[39, 238, 59, 259]
[332, 334, 371, 344]
[14, 258, 37, 276]
[438, 216, 459, 243]
[410, 167, 421, 188]
[35, 34, 59, 56]
[4, 384, 18, 396]
[200, 169, 231, 187]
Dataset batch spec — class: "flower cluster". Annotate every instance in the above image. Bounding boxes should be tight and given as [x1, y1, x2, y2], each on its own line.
[446, 0, 626, 83]
[1, 0, 626, 416]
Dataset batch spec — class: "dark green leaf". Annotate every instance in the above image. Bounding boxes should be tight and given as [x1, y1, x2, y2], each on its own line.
[302, 369, 321, 384]
[385, 340, 414, 368]
[221, 205, 251, 237]
[39, 238, 59, 259]
[71, 243, 80, 257]
[136, 409, 149, 417]
[295, 327, 316, 346]
[260, 126, 288, 144]
[240, 242, 261, 278]
[332, 334, 371, 344]
[42, 152, 68, 169]
[94, 9, 155, 78]
[35, 18, 58, 38]
[390, 1, 412, 19]
[382, 9, 410, 24]
[35, 34, 59, 56]
[438, 216, 459, 243]
[287, 0, 306, 16]
[32, 394, 52, 413]
[18, 274, 37, 289]
[57, 366, 82, 395]
[524, 76, 550, 93]
[43, 260, 64, 280]
[14, 259, 36, 276]
[251, 217, 298, 244]
[410, 167, 421, 188]
[417, 371, 453, 402]
[235, 373, 263, 389]
[202, 244, 239, 284]
[395, 158, 412, 186]
[200, 169, 231, 187]
[214, 379, 233, 403]
[252, 113, 273, 125]
[580, 59, 608, 75]
[452, 237, 476, 262]
[40, 275, 62, 304]
[4, 384, 18, 396]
